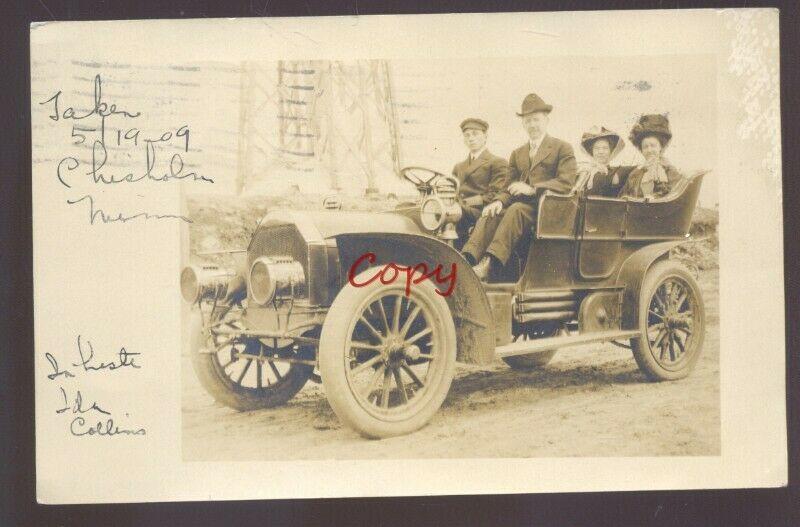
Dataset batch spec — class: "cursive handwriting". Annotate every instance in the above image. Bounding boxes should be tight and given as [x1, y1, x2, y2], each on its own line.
[55, 141, 213, 189]
[44, 73, 209, 226]
[348, 252, 458, 297]
[56, 387, 111, 415]
[40, 74, 141, 122]
[45, 352, 75, 380]
[93, 140, 211, 185]
[71, 334, 141, 372]
[67, 194, 192, 225]
[45, 337, 146, 439]
[70, 416, 146, 437]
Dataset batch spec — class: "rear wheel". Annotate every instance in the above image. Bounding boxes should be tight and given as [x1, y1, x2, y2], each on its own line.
[630, 260, 705, 381]
[319, 267, 457, 439]
[188, 307, 315, 411]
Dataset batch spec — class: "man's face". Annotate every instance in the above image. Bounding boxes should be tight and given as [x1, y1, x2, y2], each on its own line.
[640, 136, 663, 162]
[522, 112, 549, 141]
[591, 138, 612, 165]
[462, 128, 487, 153]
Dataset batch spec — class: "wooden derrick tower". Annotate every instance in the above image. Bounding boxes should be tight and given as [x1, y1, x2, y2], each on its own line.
[237, 60, 401, 195]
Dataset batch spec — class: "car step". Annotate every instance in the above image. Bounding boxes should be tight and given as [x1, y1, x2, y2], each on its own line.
[495, 329, 641, 358]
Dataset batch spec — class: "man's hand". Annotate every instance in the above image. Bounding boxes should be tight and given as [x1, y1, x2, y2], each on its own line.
[508, 181, 536, 196]
[481, 200, 503, 218]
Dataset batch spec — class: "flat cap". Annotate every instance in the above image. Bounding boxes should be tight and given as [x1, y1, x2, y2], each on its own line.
[460, 118, 489, 132]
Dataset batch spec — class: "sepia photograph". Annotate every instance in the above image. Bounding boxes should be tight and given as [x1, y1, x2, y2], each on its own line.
[177, 54, 721, 459]
[29, 9, 786, 503]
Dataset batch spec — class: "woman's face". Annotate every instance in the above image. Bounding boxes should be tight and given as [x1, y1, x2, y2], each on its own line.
[591, 138, 612, 165]
[640, 136, 663, 162]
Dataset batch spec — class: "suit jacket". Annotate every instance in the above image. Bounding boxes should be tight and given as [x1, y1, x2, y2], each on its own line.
[495, 135, 577, 207]
[451, 149, 510, 208]
[586, 165, 635, 197]
[618, 162, 682, 198]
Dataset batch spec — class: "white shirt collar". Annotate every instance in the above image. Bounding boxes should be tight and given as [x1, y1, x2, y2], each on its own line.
[469, 147, 487, 162]
[529, 135, 545, 157]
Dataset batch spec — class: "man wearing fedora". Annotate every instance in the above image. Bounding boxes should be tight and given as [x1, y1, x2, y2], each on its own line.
[451, 118, 509, 248]
[462, 93, 577, 280]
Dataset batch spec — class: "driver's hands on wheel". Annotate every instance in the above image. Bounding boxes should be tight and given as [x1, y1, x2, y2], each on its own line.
[508, 181, 536, 196]
[482, 200, 503, 218]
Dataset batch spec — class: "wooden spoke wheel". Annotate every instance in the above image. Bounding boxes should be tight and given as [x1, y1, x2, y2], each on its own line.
[631, 260, 705, 381]
[188, 308, 314, 411]
[319, 267, 456, 439]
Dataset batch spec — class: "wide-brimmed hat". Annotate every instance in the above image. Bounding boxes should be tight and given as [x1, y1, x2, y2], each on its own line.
[580, 126, 625, 159]
[629, 114, 672, 149]
[516, 93, 553, 116]
[460, 118, 489, 132]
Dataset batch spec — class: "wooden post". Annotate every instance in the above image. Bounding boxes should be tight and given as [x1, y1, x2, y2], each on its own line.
[380, 60, 402, 177]
[277, 60, 286, 152]
[235, 62, 249, 195]
[359, 61, 378, 194]
[318, 61, 339, 190]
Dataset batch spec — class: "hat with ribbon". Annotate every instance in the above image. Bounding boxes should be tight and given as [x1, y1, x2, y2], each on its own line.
[459, 118, 489, 132]
[516, 93, 553, 116]
[580, 125, 625, 159]
[629, 114, 672, 149]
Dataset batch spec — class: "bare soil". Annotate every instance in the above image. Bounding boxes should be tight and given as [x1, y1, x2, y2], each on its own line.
[181, 269, 719, 460]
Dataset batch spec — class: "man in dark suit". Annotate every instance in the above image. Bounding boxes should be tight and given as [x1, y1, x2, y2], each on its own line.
[462, 93, 577, 280]
[451, 118, 509, 248]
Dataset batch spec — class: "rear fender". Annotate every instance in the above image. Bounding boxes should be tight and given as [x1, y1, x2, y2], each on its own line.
[333, 233, 495, 365]
[615, 240, 687, 329]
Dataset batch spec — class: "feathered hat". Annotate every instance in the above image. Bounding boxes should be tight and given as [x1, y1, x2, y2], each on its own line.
[580, 126, 625, 159]
[629, 114, 672, 150]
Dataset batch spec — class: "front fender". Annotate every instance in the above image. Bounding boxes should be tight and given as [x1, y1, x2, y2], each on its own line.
[333, 233, 495, 365]
[615, 240, 689, 330]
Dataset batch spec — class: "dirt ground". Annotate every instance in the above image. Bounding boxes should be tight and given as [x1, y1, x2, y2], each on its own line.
[181, 268, 719, 460]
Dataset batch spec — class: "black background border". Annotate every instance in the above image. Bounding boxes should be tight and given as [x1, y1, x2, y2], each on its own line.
[2, 1, 797, 525]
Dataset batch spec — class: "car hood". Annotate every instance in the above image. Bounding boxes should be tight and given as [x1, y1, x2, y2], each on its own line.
[257, 209, 424, 243]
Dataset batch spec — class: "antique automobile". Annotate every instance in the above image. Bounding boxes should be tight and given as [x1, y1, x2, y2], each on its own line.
[181, 166, 708, 439]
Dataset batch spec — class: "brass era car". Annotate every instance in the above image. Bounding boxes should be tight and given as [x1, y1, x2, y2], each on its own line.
[181, 167, 707, 438]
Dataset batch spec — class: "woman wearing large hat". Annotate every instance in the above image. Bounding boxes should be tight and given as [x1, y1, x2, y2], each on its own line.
[577, 126, 631, 197]
[618, 114, 683, 198]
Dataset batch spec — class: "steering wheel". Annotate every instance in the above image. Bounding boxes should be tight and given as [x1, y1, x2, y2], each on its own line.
[400, 166, 446, 191]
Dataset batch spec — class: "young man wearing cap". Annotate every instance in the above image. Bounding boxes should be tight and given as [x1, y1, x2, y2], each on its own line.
[451, 118, 510, 249]
[462, 93, 577, 280]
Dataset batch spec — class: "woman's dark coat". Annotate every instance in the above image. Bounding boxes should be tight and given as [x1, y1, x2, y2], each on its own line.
[586, 165, 635, 197]
[618, 163, 683, 198]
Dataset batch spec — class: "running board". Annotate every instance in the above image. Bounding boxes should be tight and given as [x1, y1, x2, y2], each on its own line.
[495, 329, 641, 358]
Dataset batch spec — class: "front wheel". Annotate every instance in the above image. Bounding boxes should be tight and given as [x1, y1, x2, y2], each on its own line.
[630, 260, 706, 381]
[188, 308, 314, 411]
[319, 267, 457, 439]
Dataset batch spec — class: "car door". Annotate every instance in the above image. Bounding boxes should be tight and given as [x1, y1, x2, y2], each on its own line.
[577, 195, 627, 279]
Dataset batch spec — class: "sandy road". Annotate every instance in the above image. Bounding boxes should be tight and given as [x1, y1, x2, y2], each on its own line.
[181, 270, 719, 460]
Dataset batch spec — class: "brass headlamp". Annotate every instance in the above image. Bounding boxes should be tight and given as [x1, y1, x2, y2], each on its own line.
[420, 175, 462, 240]
[180, 264, 237, 304]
